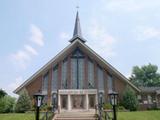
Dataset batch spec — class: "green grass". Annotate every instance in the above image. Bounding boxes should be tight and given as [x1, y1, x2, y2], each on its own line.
[0, 111, 159, 120]
[118, 111, 160, 120]
[0, 113, 35, 120]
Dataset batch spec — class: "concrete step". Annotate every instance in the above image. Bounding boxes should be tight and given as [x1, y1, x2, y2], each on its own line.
[53, 112, 98, 120]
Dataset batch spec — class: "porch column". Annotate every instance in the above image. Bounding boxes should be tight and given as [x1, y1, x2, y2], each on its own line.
[86, 94, 89, 110]
[68, 94, 71, 110]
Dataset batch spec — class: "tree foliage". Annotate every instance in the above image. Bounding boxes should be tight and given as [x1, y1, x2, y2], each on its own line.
[0, 89, 7, 99]
[130, 63, 160, 87]
[15, 90, 32, 113]
[0, 95, 16, 113]
[122, 87, 138, 111]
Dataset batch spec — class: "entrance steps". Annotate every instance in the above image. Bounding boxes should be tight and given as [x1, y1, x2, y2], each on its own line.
[53, 111, 98, 120]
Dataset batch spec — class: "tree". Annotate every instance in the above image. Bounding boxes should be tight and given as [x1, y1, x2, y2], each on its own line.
[0, 95, 16, 113]
[0, 89, 7, 99]
[130, 63, 160, 87]
[122, 87, 138, 111]
[15, 90, 32, 113]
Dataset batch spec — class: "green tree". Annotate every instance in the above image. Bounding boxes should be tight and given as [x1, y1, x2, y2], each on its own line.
[122, 87, 138, 111]
[130, 63, 160, 87]
[0, 89, 7, 99]
[15, 90, 32, 113]
[0, 95, 16, 113]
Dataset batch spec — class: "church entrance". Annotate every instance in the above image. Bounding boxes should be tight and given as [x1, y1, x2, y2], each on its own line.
[71, 95, 85, 109]
[58, 89, 97, 112]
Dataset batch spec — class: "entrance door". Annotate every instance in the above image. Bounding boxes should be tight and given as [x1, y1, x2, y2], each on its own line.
[89, 95, 96, 109]
[61, 95, 68, 110]
[71, 95, 85, 109]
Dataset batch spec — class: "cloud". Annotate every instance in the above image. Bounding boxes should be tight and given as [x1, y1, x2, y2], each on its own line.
[105, 0, 142, 12]
[11, 50, 30, 69]
[7, 76, 23, 97]
[30, 24, 44, 46]
[59, 32, 70, 40]
[24, 44, 38, 56]
[10, 24, 44, 69]
[135, 26, 160, 41]
[103, 0, 160, 13]
[86, 20, 116, 58]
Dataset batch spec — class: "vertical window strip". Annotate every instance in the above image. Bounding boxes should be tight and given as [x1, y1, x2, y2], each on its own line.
[108, 75, 113, 92]
[52, 65, 58, 91]
[88, 60, 94, 88]
[43, 72, 49, 92]
[71, 59, 77, 89]
[98, 66, 104, 91]
[62, 59, 68, 89]
[78, 58, 84, 89]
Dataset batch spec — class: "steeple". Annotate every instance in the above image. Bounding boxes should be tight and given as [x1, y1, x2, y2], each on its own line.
[69, 11, 86, 43]
[73, 11, 82, 37]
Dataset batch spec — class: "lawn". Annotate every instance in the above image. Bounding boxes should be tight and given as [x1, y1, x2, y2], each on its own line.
[0, 111, 159, 120]
[118, 111, 160, 120]
[0, 113, 35, 120]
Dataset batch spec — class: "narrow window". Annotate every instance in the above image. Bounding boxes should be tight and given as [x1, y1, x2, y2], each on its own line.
[97, 65, 104, 91]
[108, 74, 113, 93]
[52, 64, 58, 91]
[42, 72, 49, 92]
[61, 58, 68, 89]
[88, 59, 94, 88]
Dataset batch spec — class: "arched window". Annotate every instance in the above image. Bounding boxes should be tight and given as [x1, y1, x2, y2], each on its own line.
[88, 59, 94, 88]
[52, 64, 58, 91]
[71, 48, 85, 89]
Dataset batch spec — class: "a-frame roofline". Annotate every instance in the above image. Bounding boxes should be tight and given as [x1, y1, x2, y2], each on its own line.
[14, 38, 140, 94]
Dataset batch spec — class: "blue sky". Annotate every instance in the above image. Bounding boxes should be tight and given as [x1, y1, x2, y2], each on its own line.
[0, 0, 160, 97]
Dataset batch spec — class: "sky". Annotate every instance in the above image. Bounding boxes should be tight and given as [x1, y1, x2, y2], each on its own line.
[0, 0, 160, 97]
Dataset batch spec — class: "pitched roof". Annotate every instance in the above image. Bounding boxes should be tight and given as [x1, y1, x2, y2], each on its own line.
[14, 38, 140, 94]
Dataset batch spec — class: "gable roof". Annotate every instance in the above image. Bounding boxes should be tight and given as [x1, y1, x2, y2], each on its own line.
[14, 38, 140, 94]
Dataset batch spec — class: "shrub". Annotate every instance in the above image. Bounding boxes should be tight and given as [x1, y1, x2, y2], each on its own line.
[103, 103, 112, 110]
[122, 87, 138, 111]
[15, 90, 32, 113]
[0, 95, 16, 113]
[118, 106, 126, 111]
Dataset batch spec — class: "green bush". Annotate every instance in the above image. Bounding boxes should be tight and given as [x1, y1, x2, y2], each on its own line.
[122, 87, 138, 111]
[15, 90, 32, 113]
[103, 103, 112, 110]
[0, 95, 16, 113]
[118, 106, 126, 111]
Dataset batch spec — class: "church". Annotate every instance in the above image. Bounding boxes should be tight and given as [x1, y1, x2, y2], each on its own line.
[14, 12, 140, 112]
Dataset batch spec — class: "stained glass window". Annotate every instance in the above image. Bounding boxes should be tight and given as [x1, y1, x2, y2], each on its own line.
[42, 72, 49, 92]
[108, 74, 113, 93]
[52, 65, 58, 91]
[71, 48, 84, 89]
[88, 59, 94, 88]
[61, 58, 68, 89]
[97, 66, 104, 91]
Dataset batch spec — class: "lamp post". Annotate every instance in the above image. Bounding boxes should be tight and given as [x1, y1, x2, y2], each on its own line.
[108, 91, 118, 120]
[33, 92, 44, 120]
[52, 93, 57, 112]
[98, 92, 103, 120]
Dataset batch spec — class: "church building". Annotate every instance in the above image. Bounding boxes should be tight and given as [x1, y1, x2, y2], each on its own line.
[14, 12, 140, 112]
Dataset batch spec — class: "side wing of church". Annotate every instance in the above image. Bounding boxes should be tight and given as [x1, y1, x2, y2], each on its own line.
[14, 12, 140, 112]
